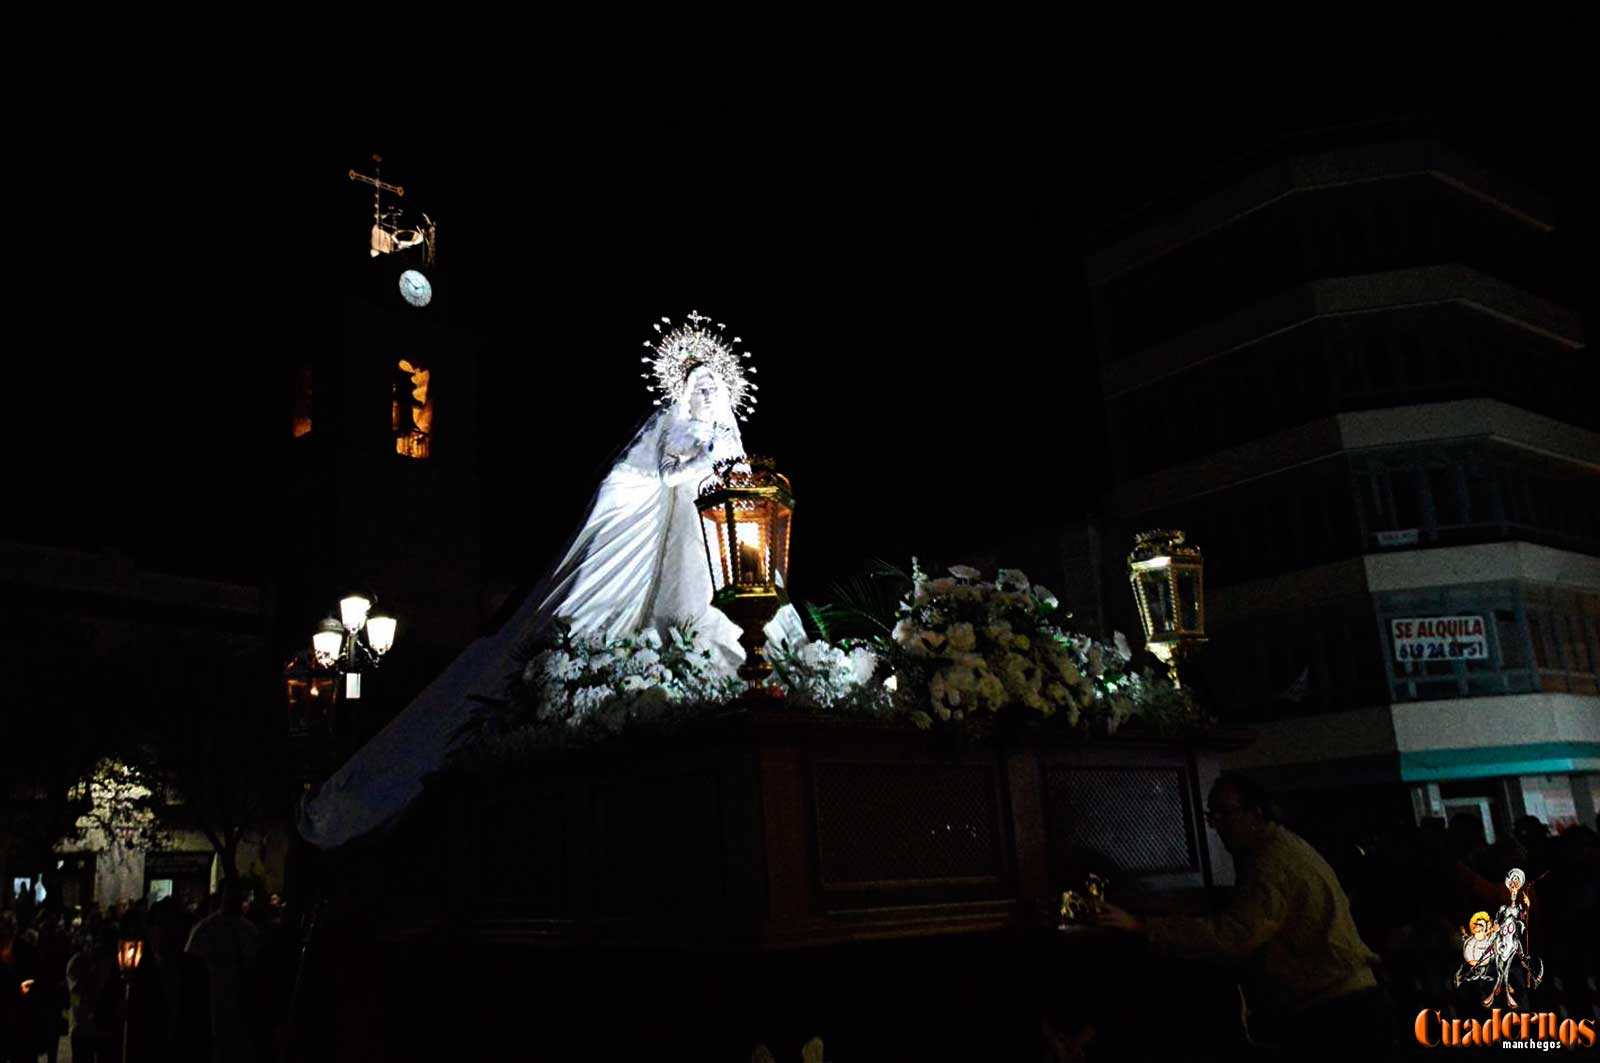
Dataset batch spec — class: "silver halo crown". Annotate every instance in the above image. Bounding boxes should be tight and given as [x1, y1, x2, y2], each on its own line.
[639, 310, 758, 422]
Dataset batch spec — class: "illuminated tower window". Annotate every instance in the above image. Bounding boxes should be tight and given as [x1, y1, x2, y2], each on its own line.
[392, 358, 432, 459]
[292, 365, 314, 438]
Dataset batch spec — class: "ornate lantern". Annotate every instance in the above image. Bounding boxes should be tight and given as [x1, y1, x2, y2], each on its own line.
[696, 457, 794, 683]
[1128, 529, 1206, 685]
[117, 934, 143, 1063]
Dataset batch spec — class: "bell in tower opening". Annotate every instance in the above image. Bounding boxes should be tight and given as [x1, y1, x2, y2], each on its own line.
[392, 358, 432, 459]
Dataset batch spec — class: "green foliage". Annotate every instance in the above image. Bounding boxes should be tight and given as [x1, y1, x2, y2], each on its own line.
[798, 558, 910, 642]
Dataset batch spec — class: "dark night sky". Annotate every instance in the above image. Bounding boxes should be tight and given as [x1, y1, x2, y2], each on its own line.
[15, 89, 1585, 604]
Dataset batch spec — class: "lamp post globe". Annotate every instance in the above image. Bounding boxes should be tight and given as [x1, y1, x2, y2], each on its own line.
[339, 591, 375, 633]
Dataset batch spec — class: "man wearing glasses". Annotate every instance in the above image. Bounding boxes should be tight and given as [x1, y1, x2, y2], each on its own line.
[1097, 773, 1390, 1057]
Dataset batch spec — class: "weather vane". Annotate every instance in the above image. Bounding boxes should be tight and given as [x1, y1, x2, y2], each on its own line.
[348, 154, 437, 307]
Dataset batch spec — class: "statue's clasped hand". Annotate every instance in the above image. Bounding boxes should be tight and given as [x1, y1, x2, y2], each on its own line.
[705, 431, 749, 472]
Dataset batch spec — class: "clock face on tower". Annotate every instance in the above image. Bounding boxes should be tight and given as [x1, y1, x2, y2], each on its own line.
[398, 269, 433, 308]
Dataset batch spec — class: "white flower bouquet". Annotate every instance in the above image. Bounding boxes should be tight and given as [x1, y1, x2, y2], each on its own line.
[764, 637, 886, 713]
[506, 620, 744, 742]
[464, 561, 1200, 759]
[772, 559, 1199, 737]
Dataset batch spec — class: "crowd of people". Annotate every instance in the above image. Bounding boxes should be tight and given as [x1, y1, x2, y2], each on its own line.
[0, 883, 299, 1063]
[1338, 807, 1600, 1026]
[4, 796, 1598, 1061]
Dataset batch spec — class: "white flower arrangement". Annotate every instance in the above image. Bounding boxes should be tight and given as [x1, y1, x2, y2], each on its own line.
[514, 620, 743, 739]
[467, 561, 1200, 758]
[764, 638, 886, 712]
[776, 559, 1199, 737]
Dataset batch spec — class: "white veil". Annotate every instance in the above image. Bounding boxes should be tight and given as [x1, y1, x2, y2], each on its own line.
[297, 373, 747, 849]
[529, 377, 747, 661]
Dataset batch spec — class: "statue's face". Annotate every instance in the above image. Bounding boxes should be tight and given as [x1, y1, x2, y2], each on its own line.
[684, 367, 727, 422]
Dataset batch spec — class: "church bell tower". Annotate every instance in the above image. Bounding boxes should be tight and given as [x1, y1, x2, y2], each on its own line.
[277, 158, 482, 738]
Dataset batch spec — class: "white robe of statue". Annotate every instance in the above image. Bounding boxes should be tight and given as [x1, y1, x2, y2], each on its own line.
[297, 366, 750, 849]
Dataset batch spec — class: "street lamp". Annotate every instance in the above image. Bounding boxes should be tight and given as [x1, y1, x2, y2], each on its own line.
[339, 591, 373, 633]
[117, 935, 143, 1063]
[365, 614, 398, 656]
[311, 589, 398, 700]
[289, 590, 400, 739]
[696, 456, 794, 684]
[1128, 529, 1206, 686]
[311, 618, 344, 668]
[116, 936, 143, 974]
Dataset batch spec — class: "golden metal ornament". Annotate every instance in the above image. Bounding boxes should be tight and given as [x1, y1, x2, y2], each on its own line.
[1128, 529, 1206, 687]
[639, 311, 758, 420]
[1059, 873, 1111, 927]
[696, 456, 794, 683]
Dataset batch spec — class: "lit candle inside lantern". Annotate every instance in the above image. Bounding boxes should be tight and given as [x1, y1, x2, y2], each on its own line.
[693, 456, 795, 685]
[735, 521, 765, 584]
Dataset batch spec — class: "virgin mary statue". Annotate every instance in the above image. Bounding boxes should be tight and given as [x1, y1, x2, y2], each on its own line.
[298, 312, 762, 848]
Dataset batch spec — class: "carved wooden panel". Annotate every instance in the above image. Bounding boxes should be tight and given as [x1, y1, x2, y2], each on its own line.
[812, 761, 1003, 888]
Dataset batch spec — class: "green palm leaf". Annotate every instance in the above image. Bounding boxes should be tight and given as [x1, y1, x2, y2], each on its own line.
[798, 559, 911, 642]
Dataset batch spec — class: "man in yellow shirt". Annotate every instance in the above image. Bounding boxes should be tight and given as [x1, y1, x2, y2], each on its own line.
[1097, 774, 1392, 1057]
